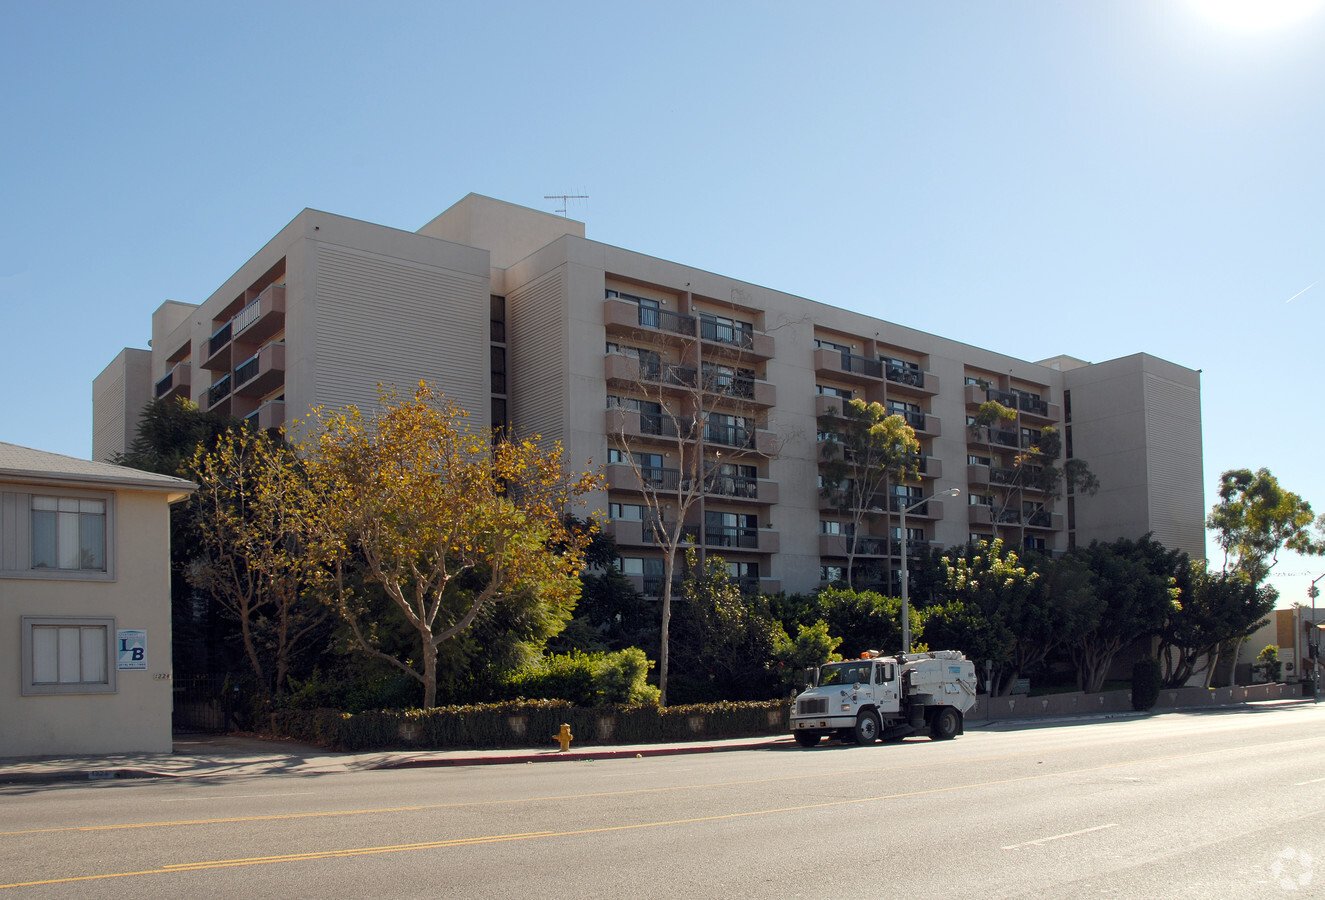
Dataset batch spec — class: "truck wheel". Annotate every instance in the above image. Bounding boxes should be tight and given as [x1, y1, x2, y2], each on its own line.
[930, 706, 961, 740]
[794, 731, 821, 748]
[853, 710, 880, 745]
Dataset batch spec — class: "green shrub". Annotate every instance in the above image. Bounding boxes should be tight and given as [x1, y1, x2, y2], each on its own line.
[269, 698, 789, 752]
[1131, 656, 1161, 711]
[493, 648, 660, 706]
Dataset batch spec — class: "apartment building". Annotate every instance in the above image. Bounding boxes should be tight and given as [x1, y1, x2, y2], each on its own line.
[94, 194, 1204, 596]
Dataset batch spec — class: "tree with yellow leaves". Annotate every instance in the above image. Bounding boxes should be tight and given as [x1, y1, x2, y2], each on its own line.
[299, 383, 603, 708]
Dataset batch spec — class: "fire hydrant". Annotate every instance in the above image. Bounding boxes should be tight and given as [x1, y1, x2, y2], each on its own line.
[553, 723, 573, 752]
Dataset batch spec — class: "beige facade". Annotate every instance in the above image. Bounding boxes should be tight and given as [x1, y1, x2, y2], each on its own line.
[0, 443, 194, 757]
[94, 193, 1205, 597]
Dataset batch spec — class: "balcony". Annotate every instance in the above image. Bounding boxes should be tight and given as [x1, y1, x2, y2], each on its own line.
[206, 373, 232, 409]
[1024, 509, 1064, 530]
[605, 409, 695, 444]
[967, 506, 1024, 527]
[707, 375, 776, 408]
[243, 399, 285, 432]
[969, 424, 1020, 449]
[813, 347, 882, 383]
[883, 363, 939, 397]
[154, 362, 191, 400]
[603, 297, 696, 341]
[702, 423, 777, 455]
[232, 341, 286, 398]
[707, 474, 778, 505]
[233, 284, 286, 344]
[201, 321, 233, 371]
[699, 318, 775, 361]
[703, 526, 779, 554]
[605, 463, 682, 494]
[964, 384, 1060, 422]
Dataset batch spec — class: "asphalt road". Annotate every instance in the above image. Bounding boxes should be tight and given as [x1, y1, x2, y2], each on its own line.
[3, 704, 1323, 898]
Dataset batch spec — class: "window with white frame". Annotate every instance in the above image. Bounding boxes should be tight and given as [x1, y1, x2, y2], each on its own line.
[22, 616, 117, 695]
[31, 496, 106, 571]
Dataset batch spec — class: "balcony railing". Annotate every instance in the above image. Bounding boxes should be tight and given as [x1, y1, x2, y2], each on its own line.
[840, 352, 882, 378]
[1026, 509, 1053, 528]
[703, 423, 755, 449]
[208, 322, 232, 357]
[700, 319, 753, 349]
[709, 475, 759, 499]
[987, 388, 1018, 406]
[637, 466, 682, 491]
[704, 526, 762, 549]
[207, 374, 232, 407]
[893, 409, 926, 430]
[884, 364, 924, 388]
[640, 306, 697, 336]
[643, 521, 700, 545]
[1018, 395, 1049, 416]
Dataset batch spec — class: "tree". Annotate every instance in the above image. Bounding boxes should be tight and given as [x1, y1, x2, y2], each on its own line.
[189, 428, 328, 699]
[1156, 559, 1276, 688]
[771, 620, 842, 691]
[668, 550, 784, 703]
[1068, 537, 1179, 693]
[938, 538, 1047, 695]
[967, 400, 1097, 548]
[114, 396, 246, 675]
[1207, 468, 1325, 582]
[605, 297, 777, 705]
[300, 383, 602, 708]
[807, 586, 916, 661]
[817, 398, 920, 588]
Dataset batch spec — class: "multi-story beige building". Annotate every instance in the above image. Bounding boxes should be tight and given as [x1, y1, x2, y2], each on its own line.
[94, 193, 1204, 596]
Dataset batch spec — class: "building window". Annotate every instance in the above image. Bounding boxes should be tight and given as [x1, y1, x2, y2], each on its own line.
[967, 454, 991, 467]
[21, 616, 117, 696]
[816, 384, 853, 400]
[820, 565, 846, 583]
[32, 496, 106, 571]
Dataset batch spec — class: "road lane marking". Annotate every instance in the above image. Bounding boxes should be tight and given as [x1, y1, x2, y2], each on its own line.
[2, 733, 1313, 840]
[1001, 823, 1119, 850]
[158, 792, 316, 802]
[0, 753, 1258, 890]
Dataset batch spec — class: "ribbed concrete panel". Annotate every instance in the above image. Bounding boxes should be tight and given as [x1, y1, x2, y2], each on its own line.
[1144, 372, 1205, 560]
[507, 268, 567, 447]
[314, 245, 489, 425]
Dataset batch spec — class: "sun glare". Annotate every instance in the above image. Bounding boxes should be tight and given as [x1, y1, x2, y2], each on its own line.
[1187, 0, 1325, 31]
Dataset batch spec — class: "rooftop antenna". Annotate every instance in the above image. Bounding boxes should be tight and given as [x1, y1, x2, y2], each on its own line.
[544, 193, 588, 217]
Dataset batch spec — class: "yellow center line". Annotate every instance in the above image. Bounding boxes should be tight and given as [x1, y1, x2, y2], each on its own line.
[0, 748, 1224, 891]
[0, 747, 1062, 838]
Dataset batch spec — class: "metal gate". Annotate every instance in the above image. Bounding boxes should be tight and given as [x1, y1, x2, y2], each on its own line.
[172, 674, 242, 734]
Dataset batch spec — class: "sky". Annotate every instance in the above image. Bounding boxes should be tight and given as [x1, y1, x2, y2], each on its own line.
[2, 0, 1322, 606]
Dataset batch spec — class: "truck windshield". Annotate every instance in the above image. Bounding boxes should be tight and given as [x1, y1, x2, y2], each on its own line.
[820, 662, 872, 686]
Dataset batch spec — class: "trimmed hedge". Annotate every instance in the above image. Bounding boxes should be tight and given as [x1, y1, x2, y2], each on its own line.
[269, 699, 791, 752]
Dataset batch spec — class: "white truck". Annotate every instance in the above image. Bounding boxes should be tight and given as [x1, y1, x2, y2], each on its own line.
[789, 650, 978, 746]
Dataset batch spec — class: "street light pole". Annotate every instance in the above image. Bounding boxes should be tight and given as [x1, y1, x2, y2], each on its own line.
[1310, 574, 1324, 703]
[900, 487, 960, 656]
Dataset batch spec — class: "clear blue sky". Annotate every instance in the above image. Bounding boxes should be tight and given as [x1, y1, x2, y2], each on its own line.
[3, 1, 1322, 605]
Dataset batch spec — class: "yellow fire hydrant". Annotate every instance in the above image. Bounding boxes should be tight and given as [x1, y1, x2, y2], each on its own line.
[553, 723, 573, 752]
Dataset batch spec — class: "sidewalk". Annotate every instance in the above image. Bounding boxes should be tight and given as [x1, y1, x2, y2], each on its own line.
[0, 733, 793, 785]
[2, 697, 1315, 786]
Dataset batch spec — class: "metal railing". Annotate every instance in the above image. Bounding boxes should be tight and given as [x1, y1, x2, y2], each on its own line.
[639, 306, 697, 336]
[207, 374, 232, 406]
[207, 322, 232, 357]
[703, 423, 755, 449]
[839, 352, 883, 378]
[705, 526, 761, 549]
[700, 318, 754, 349]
